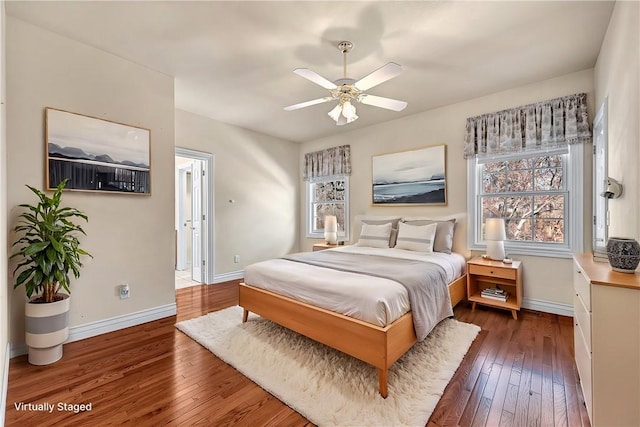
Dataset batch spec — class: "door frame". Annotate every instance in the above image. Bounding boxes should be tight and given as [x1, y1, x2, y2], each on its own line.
[176, 162, 192, 272]
[175, 147, 215, 284]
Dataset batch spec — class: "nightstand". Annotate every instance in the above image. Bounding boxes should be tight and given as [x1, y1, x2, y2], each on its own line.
[467, 256, 522, 319]
[312, 243, 340, 251]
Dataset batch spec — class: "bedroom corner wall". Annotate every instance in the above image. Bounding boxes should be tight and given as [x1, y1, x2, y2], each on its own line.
[175, 109, 299, 276]
[6, 18, 175, 349]
[0, 1, 8, 423]
[594, 1, 640, 241]
[300, 69, 594, 310]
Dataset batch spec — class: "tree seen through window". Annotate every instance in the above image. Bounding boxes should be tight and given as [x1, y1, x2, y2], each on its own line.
[481, 155, 565, 243]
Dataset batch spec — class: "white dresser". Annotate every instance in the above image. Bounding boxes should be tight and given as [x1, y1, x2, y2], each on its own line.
[573, 253, 640, 427]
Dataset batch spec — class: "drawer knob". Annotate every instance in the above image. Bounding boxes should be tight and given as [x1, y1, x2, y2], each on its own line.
[490, 270, 494, 274]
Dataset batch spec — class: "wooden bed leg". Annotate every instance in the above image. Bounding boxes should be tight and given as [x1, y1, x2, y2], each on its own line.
[242, 309, 249, 323]
[377, 368, 388, 398]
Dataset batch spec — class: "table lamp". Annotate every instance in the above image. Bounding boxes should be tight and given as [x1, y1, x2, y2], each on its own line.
[485, 218, 506, 260]
[324, 215, 338, 244]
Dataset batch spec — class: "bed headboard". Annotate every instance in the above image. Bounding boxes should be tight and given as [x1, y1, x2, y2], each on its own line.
[352, 213, 468, 256]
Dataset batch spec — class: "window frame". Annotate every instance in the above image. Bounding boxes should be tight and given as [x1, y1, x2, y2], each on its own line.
[305, 176, 350, 240]
[467, 145, 584, 258]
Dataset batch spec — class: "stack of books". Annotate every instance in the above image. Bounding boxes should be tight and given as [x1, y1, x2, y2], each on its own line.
[481, 287, 509, 302]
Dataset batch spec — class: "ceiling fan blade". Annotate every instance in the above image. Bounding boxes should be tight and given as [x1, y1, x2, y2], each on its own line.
[284, 96, 334, 111]
[354, 62, 403, 91]
[358, 94, 408, 111]
[293, 68, 337, 90]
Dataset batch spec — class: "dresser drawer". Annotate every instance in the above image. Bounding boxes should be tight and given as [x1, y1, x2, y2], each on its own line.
[468, 264, 516, 281]
[573, 260, 591, 311]
[574, 326, 593, 421]
[573, 293, 592, 351]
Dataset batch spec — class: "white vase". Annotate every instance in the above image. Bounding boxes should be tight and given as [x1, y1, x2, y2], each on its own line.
[25, 294, 70, 365]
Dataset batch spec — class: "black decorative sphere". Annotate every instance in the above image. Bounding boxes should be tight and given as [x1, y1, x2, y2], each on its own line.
[606, 237, 640, 273]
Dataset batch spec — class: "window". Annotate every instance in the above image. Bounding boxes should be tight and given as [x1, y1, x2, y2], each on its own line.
[306, 177, 349, 239]
[468, 146, 583, 257]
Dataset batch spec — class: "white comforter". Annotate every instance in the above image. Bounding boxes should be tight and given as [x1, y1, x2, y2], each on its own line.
[243, 246, 466, 327]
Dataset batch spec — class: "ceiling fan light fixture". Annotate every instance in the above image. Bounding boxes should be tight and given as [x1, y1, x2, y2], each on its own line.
[336, 114, 348, 126]
[328, 101, 359, 126]
[328, 104, 342, 122]
[286, 40, 406, 124]
[342, 101, 358, 123]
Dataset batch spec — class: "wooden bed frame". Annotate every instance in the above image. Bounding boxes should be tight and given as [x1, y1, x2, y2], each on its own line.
[238, 274, 467, 398]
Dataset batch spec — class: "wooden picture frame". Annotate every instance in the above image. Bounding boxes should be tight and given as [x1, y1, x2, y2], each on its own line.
[372, 144, 447, 205]
[46, 107, 151, 195]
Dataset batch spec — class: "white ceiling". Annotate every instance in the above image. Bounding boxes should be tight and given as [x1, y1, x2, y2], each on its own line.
[6, 1, 614, 143]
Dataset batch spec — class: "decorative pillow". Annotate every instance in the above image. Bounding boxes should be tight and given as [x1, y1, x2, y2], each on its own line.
[395, 222, 437, 252]
[359, 216, 402, 247]
[389, 228, 398, 248]
[401, 218, 456, 254]
[356, 223, 393, 248]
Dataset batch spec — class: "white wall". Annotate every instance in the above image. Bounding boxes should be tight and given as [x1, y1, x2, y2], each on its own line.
[175, 109, 299, 276]
[6, 18, 176, 348]
[300, 69, 595, 311]
[594, 1, 640, 240]
[1, 0, 8, 422]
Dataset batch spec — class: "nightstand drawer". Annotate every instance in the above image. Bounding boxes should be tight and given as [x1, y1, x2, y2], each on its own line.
[468, 264, 516, 281]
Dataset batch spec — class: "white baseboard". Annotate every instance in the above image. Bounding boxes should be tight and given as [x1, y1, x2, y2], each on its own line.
[10, 303, 177, 358]
[212, 270, 244, 283]
[1, 342, 9, 427]
[522, 297, 573, 317]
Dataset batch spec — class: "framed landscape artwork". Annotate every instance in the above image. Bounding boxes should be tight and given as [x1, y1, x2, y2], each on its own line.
[372, 144, 447, 205]
[46, 108, 151, 195]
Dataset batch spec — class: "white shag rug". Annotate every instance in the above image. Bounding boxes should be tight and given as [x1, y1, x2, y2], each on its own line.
[176, 306, 480, 427]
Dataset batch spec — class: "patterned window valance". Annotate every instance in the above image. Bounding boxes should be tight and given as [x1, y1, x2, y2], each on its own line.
[303, 145, 351, 181]
[463, 93, 591, 159]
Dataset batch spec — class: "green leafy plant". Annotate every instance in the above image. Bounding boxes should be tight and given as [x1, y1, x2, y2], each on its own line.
[11, 179, 92, 303]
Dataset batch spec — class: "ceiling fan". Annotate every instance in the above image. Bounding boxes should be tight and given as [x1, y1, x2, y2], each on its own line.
[284, 41, 408, 126]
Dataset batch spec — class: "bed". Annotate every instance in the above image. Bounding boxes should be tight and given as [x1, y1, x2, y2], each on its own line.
[239, 215, 468, 398]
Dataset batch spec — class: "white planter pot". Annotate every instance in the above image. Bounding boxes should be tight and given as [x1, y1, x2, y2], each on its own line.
[25, 294, 70, 365]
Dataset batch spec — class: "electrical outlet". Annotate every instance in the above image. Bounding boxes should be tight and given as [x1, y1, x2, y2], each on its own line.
[120, 284, 130, 299]
[234, 255, 240, 263]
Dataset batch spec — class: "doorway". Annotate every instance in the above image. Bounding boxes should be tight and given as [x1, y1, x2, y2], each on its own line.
[175, 148, 214, 288]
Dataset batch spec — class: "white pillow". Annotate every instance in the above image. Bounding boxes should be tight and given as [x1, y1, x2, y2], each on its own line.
[356, 215, 402, 247]
[356, 223, 393, 248]
[395, 222, 437, 252]
[401, 218, 456, 254]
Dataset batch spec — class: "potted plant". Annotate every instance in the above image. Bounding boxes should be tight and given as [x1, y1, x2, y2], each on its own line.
[10, 179, 91, 365]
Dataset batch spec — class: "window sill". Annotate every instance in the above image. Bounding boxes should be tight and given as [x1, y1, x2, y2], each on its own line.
[470, 244, 574, 259]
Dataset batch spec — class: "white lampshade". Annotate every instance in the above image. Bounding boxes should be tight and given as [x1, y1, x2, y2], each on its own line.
[328, 104, 342, 122]
[485, 218, 506, 260]
[485, 218, 507, 241]
[341, 101, 358, 123]
[324, 215, 338, 244]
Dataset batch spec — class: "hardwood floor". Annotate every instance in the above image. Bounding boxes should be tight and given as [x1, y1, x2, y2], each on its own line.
[5, 281, 590, 426]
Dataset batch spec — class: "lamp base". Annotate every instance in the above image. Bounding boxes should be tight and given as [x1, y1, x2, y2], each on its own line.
[486, 241, 505, 261]
[324, 231, 337, 245]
